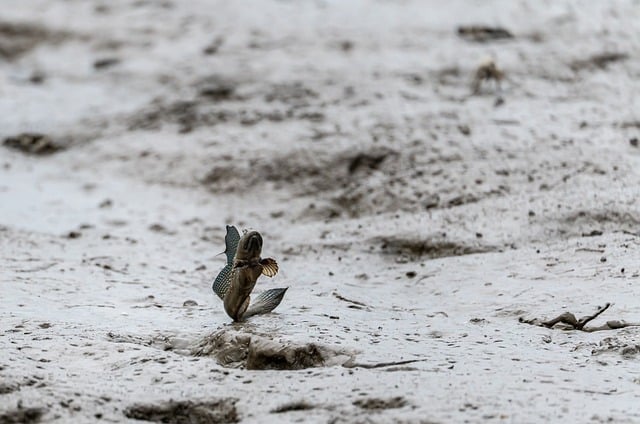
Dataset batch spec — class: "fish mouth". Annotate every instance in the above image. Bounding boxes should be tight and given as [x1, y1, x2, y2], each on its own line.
[243, 231, 263, 255]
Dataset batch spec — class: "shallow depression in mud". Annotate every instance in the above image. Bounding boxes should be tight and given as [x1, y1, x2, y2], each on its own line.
[108, 329, 355, 371]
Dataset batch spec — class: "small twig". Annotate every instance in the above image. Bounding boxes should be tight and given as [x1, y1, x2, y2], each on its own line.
[333, 292, 367, 307]
[520, 303, 640, 332]
[577, 302, 611, 328]
[343, 358, 427, 369]
[15, 262, 58, 273]
[575, 248, 605, 253]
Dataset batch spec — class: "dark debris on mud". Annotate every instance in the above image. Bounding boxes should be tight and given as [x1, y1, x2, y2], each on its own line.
[128, 79, 324, 133]
[270, 401, 315, 414]
[0, 405, 46, 424]
[0, 20, 68, 60]
[375, 235, 499, 260]
[191, 330, 352, 370]
[353, 396, 408, 410]
[123, 399, 238, 424]
[202, 146, 396, 194]
[457, 25, 513, 42]
[246, 339, 325, 371]
[3, 133, 64, 155]
[570, 52, 628, 72]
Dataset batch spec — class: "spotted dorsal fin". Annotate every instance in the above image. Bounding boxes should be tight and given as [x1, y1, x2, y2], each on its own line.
[224, 225, 240, 265]
[212, 225, 240, 299]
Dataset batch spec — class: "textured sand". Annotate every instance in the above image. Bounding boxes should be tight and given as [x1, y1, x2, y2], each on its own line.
[2, 1, 640, 422]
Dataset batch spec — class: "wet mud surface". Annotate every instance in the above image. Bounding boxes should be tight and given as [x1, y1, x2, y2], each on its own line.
[2, 0, 640, 422]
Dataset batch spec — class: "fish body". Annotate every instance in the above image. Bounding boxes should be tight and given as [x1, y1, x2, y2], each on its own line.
[212, 226, 287, 321]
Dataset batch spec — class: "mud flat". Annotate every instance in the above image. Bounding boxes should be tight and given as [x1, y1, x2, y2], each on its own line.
[2, 1, 640, 422]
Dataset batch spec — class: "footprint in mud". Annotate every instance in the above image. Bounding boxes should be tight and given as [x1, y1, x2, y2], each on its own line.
[123, 399, 238, 424]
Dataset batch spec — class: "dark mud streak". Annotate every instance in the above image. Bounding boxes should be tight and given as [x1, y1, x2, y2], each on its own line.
[457, 25, 514, 42]
[201, 147, 398, 195]
[570, 52, 628, 72]
[0, 406, 45, 424]
[353, 396, 408, 410]
[270, 401, 315, 413]
[123, 399, 238, 424]
[3, 134, 64, 156]
[375, 236, 499, 260]
[0, 20, 69, 60]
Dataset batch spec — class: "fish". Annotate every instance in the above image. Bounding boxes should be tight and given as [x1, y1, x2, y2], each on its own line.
[212, 226, 287, 321]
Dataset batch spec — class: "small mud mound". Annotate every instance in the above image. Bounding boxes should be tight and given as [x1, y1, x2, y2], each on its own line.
[0, 406, 45, 424]
[123, 399, 238, 424]
[374, 235, 499, 260]
[246, 338, 325, 371]
[191, 330, 354, 370]
[353, 396, 408, 410]
[592, 336, 640, 359]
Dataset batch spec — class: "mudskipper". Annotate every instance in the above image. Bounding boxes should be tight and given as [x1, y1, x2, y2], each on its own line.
[212, 226, 287, 321]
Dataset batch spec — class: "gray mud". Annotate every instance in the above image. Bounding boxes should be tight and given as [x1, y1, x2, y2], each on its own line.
[2, 1, 640, 423]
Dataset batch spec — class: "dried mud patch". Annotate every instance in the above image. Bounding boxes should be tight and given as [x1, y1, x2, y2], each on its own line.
[128, 80, 325, 134]
[374, 235, 499, 260]
[202, 142, 514, 218]
[202, 147, 398, 195]
[191, 330, 354, 370]
[123, 399, 238, 424]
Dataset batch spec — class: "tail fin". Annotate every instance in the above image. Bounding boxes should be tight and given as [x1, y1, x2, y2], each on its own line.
[243, 288, 288, 318]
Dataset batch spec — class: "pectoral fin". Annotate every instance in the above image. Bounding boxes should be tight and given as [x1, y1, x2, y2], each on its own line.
[243, 288, 288, 318]
[260, 258, 278, 277]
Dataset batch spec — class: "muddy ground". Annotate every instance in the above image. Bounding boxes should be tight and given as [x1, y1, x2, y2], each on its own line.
[2, 0, 640, 422]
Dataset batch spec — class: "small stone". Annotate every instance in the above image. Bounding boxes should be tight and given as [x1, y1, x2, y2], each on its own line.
[183, 300, 198, 307]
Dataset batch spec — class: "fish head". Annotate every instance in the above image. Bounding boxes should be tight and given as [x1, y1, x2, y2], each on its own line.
[235, 230, 263, 262]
